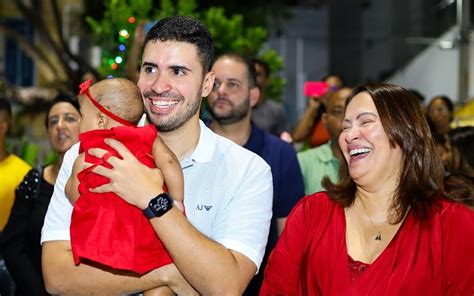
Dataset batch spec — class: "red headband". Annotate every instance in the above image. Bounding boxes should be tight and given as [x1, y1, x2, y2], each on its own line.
[78, 79, 134, 126]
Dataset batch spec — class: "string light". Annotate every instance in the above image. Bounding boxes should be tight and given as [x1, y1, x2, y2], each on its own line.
[118, 44, 126, 52]
[115, 56, 123, 64]
[128, 16, 136, 24]
[111, 63, 118, 70]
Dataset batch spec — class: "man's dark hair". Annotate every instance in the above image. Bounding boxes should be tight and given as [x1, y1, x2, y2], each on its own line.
[144, 15, 214, 73]
[0, 97, 12, 118]
[216, 53, 257, 88]
[253, 58, 270, 79]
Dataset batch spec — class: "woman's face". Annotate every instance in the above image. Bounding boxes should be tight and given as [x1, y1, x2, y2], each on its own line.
[428, 98, 452, 132]
[47, 102, 81, 154]
[339, 92, 403, 187]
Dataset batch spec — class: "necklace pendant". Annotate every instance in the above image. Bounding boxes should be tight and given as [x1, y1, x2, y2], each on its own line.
[375, 232, 382, 241]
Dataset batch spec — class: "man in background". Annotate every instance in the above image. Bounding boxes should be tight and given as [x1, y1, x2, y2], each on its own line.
[297, 87, 351, 194]
[207, 53, 305, 294]
[251, 59, 289, 138]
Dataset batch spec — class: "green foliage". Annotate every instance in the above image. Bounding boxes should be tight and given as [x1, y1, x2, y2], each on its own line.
[85, 0, 285, 100]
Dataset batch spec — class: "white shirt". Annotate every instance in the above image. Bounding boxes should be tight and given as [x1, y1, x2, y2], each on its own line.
[41, 120, 273, 270]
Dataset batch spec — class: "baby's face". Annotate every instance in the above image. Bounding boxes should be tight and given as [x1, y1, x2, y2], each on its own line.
[78, 95, 101, 133]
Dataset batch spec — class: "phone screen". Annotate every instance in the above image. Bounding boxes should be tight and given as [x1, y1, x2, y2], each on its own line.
[304, 81, 329, 97]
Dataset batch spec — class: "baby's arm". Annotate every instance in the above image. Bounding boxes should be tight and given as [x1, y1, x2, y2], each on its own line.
[151, 136, 184, 205]
[65, 152, 85, 205]
[143, 286, 175, 296]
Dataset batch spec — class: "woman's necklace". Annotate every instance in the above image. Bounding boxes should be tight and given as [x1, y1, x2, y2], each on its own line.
[359, 201, 390, 241]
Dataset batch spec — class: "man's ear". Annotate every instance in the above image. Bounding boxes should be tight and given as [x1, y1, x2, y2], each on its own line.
[97, 112, 107, 129]
[201, 71, 215, 98]
[249, 87, 261, 108]
[321, 112, 328, 128]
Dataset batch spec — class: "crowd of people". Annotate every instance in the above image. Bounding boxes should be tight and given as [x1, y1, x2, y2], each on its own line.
[0, 15, 472, 296]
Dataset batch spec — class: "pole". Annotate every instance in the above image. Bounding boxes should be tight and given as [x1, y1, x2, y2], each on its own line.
[458, 0, 470, 103]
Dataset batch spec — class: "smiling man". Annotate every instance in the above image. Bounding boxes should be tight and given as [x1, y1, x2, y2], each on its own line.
[41, 16, 273, 295]
[207, 53, 304, 294]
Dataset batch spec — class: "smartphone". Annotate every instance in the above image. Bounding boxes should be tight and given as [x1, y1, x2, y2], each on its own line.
[304, 81, 329, 98]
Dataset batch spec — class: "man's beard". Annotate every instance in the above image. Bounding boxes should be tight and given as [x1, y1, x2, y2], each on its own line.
[209, 95, 250, 125]
[143, 89, 202, 132]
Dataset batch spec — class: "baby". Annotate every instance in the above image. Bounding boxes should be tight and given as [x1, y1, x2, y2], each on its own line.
[66, 78, 182, 295]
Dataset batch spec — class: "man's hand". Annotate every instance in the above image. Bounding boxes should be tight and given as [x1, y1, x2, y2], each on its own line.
[88, 138, 164, 210]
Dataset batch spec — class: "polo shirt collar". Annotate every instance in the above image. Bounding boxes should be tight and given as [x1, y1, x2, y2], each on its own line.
[187, 120, 216, 163]
[319, 141, 339, 163]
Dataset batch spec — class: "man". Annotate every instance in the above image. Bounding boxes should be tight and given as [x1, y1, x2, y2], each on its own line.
[207, 53, 305, 294]
[251, 59, 289, 137]
[0, 98, 31, 295]
[297, 87, 352, 195]
[41, 15, 273, 295]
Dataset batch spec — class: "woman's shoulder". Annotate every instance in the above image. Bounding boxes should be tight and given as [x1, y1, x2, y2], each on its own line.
[289, 192, 341, 220]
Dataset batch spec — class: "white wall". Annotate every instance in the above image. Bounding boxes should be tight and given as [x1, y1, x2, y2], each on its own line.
[387, 26, 470, 104]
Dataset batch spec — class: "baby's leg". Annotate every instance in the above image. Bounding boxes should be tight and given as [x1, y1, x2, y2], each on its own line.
[143, 286, 174, 296]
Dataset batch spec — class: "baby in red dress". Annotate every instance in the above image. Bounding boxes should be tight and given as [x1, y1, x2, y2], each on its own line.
[65, 78, 183, 296]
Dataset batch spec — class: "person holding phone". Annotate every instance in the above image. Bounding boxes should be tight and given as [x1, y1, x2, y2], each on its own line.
[292, 74, 344, 150]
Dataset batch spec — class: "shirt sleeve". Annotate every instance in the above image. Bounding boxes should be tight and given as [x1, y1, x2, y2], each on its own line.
[212, 155, 273, 272]
[41, 143, 79, 243]
[442, 202, 474, 294]
[260, 196, 316, 295]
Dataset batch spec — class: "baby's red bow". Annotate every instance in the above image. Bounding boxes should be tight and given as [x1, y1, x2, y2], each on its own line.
[79, 79, 93, 95]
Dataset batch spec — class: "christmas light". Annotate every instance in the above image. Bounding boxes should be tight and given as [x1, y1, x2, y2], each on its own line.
[119, 36, 126, 43]
[108, 59, 114, 65]
[111, 63, 118, 70]
[118, 44, 126, 52]
[128, 16, 136, 24]
[119, 29, 129, 37]
[107, 75, 114, 79]
[115, 56, 123, 64]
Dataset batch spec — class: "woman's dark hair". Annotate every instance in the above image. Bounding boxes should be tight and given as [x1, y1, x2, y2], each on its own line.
[449, 126, 474, 169]
[323, 83, 445, 223]
[45, 94, 80, 128]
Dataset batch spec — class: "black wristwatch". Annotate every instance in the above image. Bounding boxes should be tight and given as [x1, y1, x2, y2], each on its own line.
[143, 192, 173, 219]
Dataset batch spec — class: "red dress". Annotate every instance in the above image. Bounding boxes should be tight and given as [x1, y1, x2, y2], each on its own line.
[260, 192, 474, 295]
[70, 125, 172, 275]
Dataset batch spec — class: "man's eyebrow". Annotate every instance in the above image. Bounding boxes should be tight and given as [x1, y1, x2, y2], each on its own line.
[170, 65, 192, 72]
[142, 62, 157, 68]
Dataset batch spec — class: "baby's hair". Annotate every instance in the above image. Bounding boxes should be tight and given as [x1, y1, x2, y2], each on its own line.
[90, 78, 144, 124]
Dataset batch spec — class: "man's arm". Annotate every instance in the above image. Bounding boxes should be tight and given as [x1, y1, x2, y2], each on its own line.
[42, 241, 170, 295]
[41, 143, 195, 295]
[89, 138, 273, 295]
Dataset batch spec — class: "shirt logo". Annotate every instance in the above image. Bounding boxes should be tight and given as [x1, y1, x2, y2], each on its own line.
[196, 204, 213, 211]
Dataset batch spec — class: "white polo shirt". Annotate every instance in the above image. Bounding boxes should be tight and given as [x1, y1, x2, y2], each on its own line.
[41, 120, 273, 270]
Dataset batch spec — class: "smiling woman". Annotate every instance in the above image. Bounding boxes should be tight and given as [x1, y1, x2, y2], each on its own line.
[0, 94, 81, 296]
[260, 83, 474, 295]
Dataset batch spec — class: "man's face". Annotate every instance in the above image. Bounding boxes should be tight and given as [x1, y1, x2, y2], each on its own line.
[207, 57, 258, 125]
[138, 40, 214, 132]
[322, 88, 352, 142]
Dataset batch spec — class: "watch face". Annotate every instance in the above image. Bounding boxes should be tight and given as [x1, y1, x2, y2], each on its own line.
[148, 193, 173, 217]
[152, 195, 171, 212]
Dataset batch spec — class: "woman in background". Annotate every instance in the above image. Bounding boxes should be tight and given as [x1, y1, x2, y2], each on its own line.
[261, 83, 473, 295]
[0, 95, 81, 295]
[427, 95, 454, 136]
